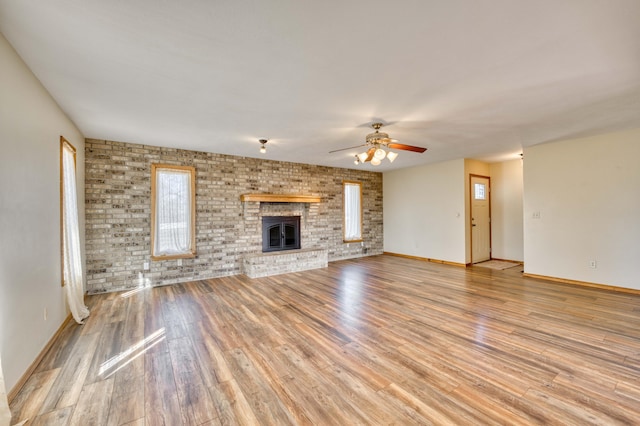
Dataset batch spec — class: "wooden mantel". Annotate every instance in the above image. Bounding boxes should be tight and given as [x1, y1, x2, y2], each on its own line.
[240, 193, 321, 203]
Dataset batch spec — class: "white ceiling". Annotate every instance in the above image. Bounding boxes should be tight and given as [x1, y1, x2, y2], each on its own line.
[1, 0, 640, 171]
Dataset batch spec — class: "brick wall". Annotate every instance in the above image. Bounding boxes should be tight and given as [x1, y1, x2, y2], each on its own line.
[84, 139, 383, 293]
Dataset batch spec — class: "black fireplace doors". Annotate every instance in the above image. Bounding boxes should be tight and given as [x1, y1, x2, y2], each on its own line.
[262, 216, 301, 252]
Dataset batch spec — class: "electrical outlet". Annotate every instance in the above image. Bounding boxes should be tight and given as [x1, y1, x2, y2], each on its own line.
[589, 260, 597, 269]
[532, 211, 541, 219]
[177, 258, 183, 266]
[143, 262, 150, 271]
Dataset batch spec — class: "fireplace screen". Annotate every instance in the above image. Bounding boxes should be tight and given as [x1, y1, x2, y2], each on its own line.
[262, 216, 301, 252]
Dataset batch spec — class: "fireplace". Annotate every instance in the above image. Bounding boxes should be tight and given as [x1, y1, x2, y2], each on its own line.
[262, 216, 301, 252]
[240, 195, 327, 277]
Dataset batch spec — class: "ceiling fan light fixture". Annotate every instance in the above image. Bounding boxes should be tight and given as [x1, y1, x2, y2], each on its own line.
[329, 121, 426, 165]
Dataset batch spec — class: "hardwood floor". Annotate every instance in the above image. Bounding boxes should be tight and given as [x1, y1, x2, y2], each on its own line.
[10, 255, 640, 425]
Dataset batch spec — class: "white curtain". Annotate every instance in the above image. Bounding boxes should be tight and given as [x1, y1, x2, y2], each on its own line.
[344, 183, 361, 240]
[154, 170, 192, 255]
[0, 355, 11, 426]
[62, 144, 90, 324]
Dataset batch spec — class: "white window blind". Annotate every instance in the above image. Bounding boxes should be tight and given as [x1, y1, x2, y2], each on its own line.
[152, 165, 196, 258]
[343, 181, 362, 242]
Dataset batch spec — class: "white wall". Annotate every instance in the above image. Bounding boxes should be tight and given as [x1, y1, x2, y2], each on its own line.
[490, 159, 524, 261]
[0, 32, 85, 391]
[523, 128, 640, 290]
[384, 159, 466, 264]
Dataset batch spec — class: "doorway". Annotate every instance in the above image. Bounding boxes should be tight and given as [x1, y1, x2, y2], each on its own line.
[470, 175, 491, 263]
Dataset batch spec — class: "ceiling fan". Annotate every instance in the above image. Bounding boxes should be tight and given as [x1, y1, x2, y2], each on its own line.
[330, 122, 427, 165]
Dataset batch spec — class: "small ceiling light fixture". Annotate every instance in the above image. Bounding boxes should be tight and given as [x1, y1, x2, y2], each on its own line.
[357, 152, 369, 163]
[386, 151, 398, 163]
[259, 139, 268, 154]
[354, 155, 360, 165]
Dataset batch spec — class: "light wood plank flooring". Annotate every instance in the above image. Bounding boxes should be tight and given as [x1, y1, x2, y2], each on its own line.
[10, 255, 640, 425]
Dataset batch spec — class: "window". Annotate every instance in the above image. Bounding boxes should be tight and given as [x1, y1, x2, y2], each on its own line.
[343, 181, 362, 242]
[151, 164, 196, 260]
[474, 183, 486, 200]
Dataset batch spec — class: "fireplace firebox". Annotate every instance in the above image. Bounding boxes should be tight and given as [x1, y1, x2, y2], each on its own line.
[262, 216, 301, 252]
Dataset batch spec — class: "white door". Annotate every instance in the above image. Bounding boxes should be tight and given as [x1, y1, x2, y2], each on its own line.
[471, 175, 491, 263]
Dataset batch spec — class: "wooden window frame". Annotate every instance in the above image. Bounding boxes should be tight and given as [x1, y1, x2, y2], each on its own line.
[343, 180, 363, 243]
[151, 164, 196, 260]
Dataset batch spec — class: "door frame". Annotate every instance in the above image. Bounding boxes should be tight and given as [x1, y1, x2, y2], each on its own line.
[469, 174, 492, 264]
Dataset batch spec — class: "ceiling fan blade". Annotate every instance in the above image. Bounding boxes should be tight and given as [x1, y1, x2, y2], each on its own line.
[387, 143, 427, 153]
[365, 147, 375, 162]
[328, 144, 366, 153]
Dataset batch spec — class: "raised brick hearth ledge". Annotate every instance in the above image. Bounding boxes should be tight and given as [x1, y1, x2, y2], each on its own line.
[242, 248, 328, 278]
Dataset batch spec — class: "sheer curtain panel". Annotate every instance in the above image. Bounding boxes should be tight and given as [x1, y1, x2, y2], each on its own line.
[62, 140, 90, 324]
[151, 165, 196, 258]
[343, 181, 362, 241]
[0, 355, 10, 426]
[155, 170, 191, 255]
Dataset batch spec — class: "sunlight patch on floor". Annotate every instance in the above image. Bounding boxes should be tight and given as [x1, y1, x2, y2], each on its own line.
[119, 274, 152, 298]
[99, 328, 166, 378]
